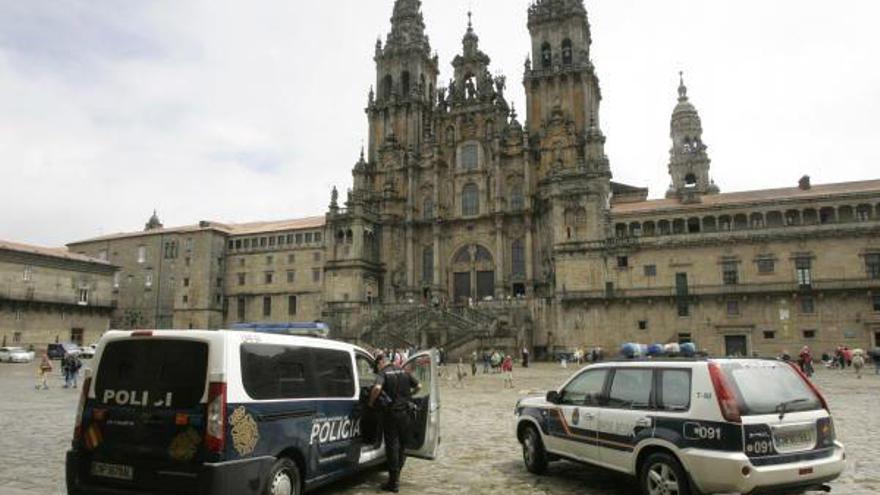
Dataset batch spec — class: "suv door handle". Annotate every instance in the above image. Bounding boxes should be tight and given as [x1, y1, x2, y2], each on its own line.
[635, 417, 652, 428]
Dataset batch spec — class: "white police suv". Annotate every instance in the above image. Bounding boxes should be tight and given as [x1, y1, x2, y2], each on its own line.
[66, 326, 440, 495]
[515, 358, 845, 495]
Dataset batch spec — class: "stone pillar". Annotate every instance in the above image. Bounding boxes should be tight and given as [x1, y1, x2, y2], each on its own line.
[495, 216, 505, 298]
[525, 216, 534, 296]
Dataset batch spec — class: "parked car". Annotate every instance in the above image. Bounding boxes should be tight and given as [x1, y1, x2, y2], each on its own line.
[76, 346, 95, 359]
[47, 342, 80, 360]
[515, 358, 844, 495]
[0, 347, 35, 363]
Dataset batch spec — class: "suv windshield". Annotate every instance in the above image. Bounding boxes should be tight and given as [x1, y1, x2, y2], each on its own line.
[96, 339, 208, 409]
[720, 361, 821, 415]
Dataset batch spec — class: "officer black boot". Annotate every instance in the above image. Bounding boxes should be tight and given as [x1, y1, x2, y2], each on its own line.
[381, 471, 400, 493]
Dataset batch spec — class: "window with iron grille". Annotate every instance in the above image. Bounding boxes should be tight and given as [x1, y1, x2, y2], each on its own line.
[644, 265, 657, 277]
[800, 296, 815, 314]
[262, 296, 272, 317]
[511, 239, 526, 277]
[866, 254, 880, 279]
[757, 259, 775, 274]
[460, 144, 479, 170]
[462, 183, 479, 216]
[726, 300, 740, 316]
[722, 262, 739, 285]
[796, 257, 812, 287]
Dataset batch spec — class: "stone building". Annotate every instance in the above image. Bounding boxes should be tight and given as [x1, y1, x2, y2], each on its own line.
[68, 214, 327, 331]
[0, 240, 117, 348]
[66, 0, 880, 358]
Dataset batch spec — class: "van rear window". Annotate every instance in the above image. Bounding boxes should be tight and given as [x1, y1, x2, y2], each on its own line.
[96, 340, 208, 409]
[720, 361, 821, 415]
[240, 344, 354, 400]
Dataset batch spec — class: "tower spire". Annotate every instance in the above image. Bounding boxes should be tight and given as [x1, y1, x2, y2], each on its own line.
[666, 72, 718, 200]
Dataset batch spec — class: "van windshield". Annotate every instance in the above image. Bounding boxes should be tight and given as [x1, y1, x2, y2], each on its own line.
[96, 339, 208, 409]
[720, 361, 821, 416]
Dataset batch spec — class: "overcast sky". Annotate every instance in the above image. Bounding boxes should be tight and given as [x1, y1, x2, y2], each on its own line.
[1, 0, 878, 247]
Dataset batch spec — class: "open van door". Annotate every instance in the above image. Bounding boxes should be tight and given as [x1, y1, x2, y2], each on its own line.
[403, 349, 440, 460]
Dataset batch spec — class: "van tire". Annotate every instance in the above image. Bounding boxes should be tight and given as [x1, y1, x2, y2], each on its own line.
[265, 458, 301, 495]
[522, 425, 549, 475]
[639, 452, 690, 495]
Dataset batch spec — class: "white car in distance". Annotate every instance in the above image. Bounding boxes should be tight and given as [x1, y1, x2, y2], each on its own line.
[0, 347, 36, 363]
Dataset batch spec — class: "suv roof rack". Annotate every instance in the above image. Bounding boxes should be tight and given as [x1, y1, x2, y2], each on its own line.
[229, 322, 330, 339]
[605, 356, 710, 363]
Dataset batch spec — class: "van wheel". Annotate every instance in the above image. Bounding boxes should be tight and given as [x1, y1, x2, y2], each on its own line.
[639, 452, 690, 495]
[522, 426, 549, 475]
[265, 458, 301, 495]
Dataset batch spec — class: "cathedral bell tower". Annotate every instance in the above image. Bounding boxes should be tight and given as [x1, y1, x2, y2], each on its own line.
[666, 72, 719, 201]
[367, 0, 439, 160]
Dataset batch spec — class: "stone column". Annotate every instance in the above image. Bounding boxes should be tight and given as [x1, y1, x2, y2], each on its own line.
[495, 216, 505, 298]
[525, 216, 534, 296]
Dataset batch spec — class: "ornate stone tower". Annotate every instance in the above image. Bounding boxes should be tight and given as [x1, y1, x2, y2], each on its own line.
[367, 0, 439, 159]
[666, 72, 719, 200]
[524, 0, 612, 298]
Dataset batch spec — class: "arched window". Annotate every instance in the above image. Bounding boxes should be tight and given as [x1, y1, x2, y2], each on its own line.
[422, 246, 434, 284]
[423, 198, 434, 220]
[541, 42, 552, 68]
[401, 71, 411, 97]
[511, 239, 526, 277]
[454, 247, 471, 264]
[562, 39, 573, 65]
[475, 245, 492, 262]
[510, 184, 524, 212]
[462, 183, 479, 216]
[382, 74, 393, 100]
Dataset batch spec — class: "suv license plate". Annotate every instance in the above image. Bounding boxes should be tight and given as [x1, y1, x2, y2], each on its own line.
[91, 462, 134, 481]
[775, 429, 813, 450]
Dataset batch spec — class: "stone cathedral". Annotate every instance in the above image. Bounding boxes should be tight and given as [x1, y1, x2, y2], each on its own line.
[62, 0, 880, 359]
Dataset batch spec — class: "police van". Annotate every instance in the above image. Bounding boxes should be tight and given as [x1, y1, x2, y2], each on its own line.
[66, 326, 440, 495]
[515, 358, 845, 495]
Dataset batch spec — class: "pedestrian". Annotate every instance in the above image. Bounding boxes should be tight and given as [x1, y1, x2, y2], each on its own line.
[455, 358, 467, 388]
[852, 349, 865, 379]
[470, 351, 478, 376]
[69, 353, 82, 388]
[36, 353, 52, 390]
[368, 352, 421, 493]
[873, 348, 880, 375]
[521, 346, 530, 368]
[798, 346, 814, 378]
[502, 355, 515, 389]
[482, 351, 491, 374]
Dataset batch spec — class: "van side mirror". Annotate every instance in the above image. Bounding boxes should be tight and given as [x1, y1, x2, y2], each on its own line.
[546, 390, 561, 404]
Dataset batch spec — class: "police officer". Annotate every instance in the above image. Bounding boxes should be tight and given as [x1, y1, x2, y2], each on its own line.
[368, 352, 421, 493]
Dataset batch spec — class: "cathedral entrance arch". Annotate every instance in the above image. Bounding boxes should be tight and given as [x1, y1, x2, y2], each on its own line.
[451, 244, 495, 303]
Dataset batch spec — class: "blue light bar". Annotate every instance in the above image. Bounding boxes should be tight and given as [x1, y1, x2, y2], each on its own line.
[229, 322, 330, 338]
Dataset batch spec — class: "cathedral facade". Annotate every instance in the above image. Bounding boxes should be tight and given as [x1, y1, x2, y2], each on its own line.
[65, 0, 880, 358]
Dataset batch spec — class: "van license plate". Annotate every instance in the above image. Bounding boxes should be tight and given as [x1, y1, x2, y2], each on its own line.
[774, 429, 814, 451]
[91, 462, 134, 481]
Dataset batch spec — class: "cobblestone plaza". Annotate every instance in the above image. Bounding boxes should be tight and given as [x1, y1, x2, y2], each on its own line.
[1, 361, 877, 495]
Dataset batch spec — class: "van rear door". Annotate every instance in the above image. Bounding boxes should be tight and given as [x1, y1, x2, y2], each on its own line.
[78, 337, 210, 491]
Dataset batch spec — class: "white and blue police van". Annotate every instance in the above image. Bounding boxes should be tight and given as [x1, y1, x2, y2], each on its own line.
[65, 324, 440, 495]
[515, 358, 845, 495]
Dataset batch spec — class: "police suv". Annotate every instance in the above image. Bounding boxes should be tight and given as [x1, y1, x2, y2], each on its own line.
[515, 358, 845, 495]
[66, 325, 440, 495]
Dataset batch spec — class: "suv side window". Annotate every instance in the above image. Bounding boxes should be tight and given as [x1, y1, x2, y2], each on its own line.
[356, 353, 377, 390]
[560, 369, 608, 406]
[658, 369, 691, 411]
[240, 344, 355, 400]
[608, 369, 654, 409]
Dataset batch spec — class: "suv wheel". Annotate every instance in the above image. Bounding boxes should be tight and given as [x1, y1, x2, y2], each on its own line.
[522, 425, 549, 474]
[265, 458, 301, 495]
[639, 452, 690, 495]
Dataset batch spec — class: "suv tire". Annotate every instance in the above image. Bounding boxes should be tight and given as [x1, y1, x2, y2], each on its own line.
[265, 458, 302, 495]
[522, 425, 549, 475]
[639, 452, 690, 495]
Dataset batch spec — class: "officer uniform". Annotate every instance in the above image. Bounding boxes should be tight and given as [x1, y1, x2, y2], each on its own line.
[374, 363, 420, 492]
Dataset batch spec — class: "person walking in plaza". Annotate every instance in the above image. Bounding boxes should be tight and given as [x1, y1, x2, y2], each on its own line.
[36, 353, 52, 390]
[502, 354, 515, 389]
[521, 346, 530, 368]
[369, 352, 421, 493]
[455, 357, 467, 388]
[852, 349, 866, 379]
[798, 346, 814, 378]
[470, 350, 478, 376]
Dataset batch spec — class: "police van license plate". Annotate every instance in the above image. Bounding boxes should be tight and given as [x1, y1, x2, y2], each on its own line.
[91, 462, 134, 481]
[774, 428, 814, 451]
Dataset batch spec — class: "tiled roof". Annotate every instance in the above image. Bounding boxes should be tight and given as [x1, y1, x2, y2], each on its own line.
[612, 179, 880, 216]
[0, 239, 114, 265]
[68, 216, 327, 245]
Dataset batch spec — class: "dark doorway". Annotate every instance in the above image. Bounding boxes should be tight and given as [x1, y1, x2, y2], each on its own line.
[874, 330, 880, 348]
[476, 271, 494, 300]
[512, 283, 526, 297]
[724, 335, 748, 357]
[71, 328, 84, 346]
[454, 272, 470, 303]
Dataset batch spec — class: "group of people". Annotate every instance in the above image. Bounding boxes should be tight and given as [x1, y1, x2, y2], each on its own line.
[789, 345, 878, 379]
[34, 351, 82, 390]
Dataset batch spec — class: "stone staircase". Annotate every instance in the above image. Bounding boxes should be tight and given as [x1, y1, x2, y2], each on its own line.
[358, 304, 505, 357]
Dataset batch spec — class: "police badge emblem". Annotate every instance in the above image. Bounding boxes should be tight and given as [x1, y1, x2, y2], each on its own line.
[572, 408, 580, 425]
[229, 406, 259, 456]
